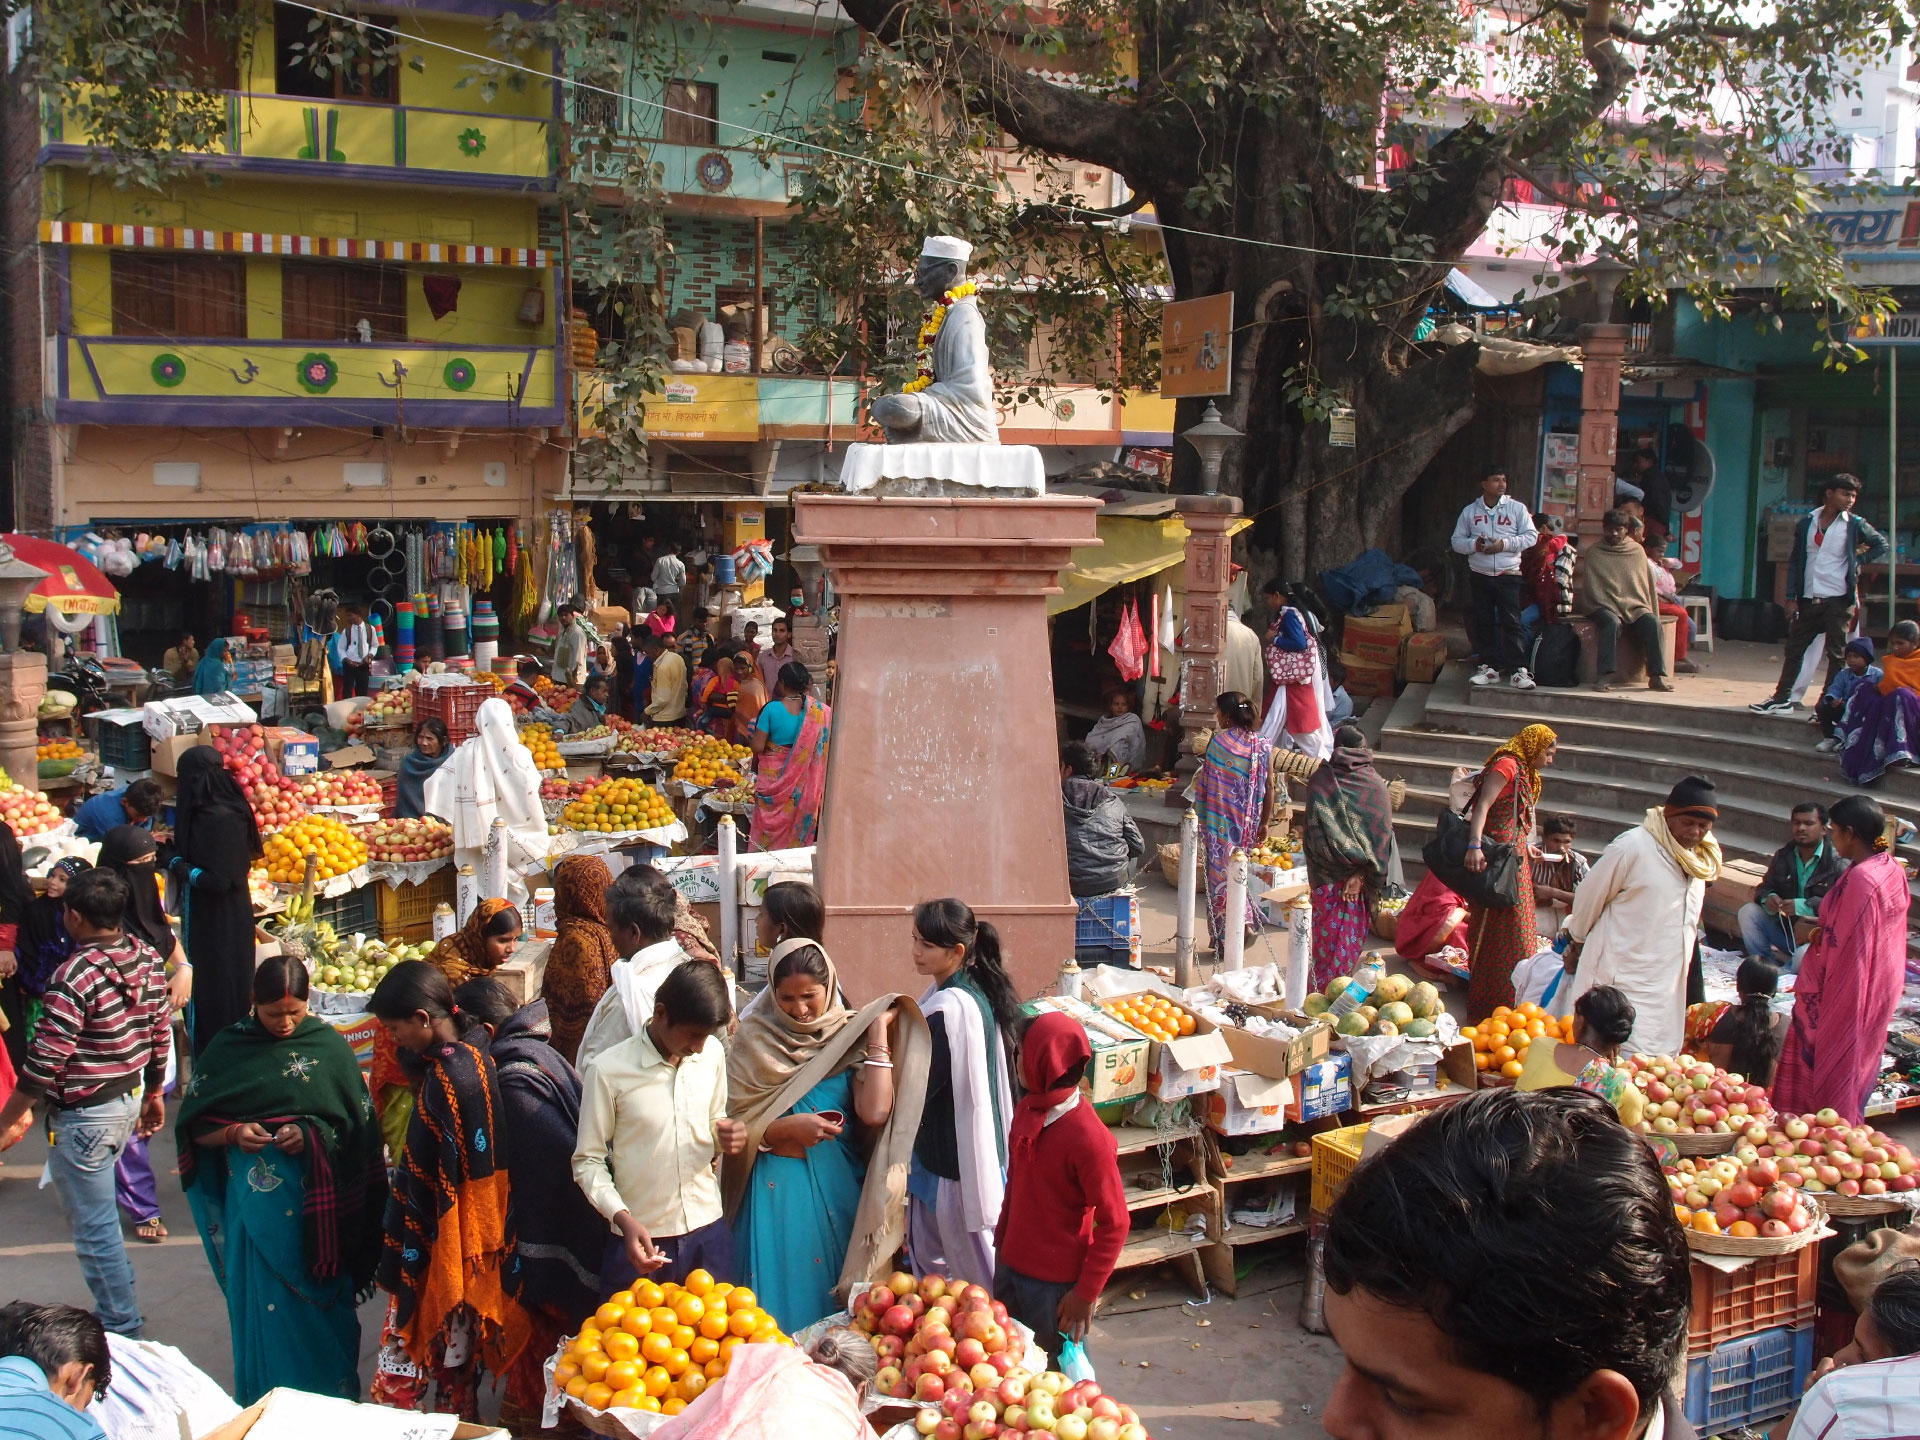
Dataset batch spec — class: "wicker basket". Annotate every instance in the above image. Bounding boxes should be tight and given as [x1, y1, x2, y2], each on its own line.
[1818, 1190, 1908, 1218]
[565, 1398, 654, 1438]
[1158, 842, 1183, 888]
[1662, 1129, 1741, 1157]
[1685, 1196, 1829, 1257]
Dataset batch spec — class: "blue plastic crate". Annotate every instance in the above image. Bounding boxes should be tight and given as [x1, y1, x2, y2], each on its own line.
[1075, 893, 1137, 949]
[1683, 1323, 1814, 1433]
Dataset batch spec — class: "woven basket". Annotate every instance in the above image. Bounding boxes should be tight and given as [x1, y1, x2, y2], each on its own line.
[1272, 749, 1322, 781]
[1685, 1196, 1829, 1257]
[1158, 842, 1183, 888]
[1819, 1190, 1908, 1218]
[565, 1398, 655, 1438]
[1662, 1129, 1740, 1157]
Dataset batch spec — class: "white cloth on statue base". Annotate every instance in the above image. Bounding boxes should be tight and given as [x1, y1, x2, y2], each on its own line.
[839, 443, 1045, 496]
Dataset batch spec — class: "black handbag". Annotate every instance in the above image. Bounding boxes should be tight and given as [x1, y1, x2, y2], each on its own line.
[1423, 804, 1522, 909]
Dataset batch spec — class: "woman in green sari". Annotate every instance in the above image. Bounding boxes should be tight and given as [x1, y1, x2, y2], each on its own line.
[176, 956, 387, 1404]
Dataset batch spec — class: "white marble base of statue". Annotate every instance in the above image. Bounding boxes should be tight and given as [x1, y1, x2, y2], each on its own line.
[849, 234, 1044, 497]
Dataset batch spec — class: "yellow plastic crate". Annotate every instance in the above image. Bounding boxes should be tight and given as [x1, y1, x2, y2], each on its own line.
[1311, 1122, 1372, 1214]
[375, 868, 456, 943]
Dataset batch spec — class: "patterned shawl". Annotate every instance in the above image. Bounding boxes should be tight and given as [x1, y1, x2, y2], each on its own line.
[1302, 741, 1395, 886]
[428, 898, 519, 988]
[1484, 723, 1557, 797]
[543, 857, 619, 1065]
[376, 1038, 530, 1370]
[176, 1015, 387, 1296]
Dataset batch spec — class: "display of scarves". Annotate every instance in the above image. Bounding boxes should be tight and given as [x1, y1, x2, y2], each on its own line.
[750, 698, 832, 851]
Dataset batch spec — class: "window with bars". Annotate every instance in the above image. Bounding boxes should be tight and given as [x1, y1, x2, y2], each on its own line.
[661, 80, 718, 146]
[574, 85, 620, 131]
[110, 253, 247, 338]
[280, 261, 408, 341]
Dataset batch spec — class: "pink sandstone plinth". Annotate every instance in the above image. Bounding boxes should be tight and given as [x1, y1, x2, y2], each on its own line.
[793, 494, 1102, 1003]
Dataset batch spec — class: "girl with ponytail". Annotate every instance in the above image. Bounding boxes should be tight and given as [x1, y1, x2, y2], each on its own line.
[1698, 960, 1786, 1087]
[1772, 794, 1910, 1123]
[906, 898, 1018, 1287]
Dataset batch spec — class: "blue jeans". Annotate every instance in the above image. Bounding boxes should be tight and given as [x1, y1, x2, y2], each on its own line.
[1738, 902, 1799, 968]
[46, 1091, 143, 1336]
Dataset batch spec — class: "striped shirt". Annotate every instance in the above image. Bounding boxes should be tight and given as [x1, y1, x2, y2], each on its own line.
[18, 933, 170, 1110]
[1786, 1353, 1920, 1439]
[0, 1355, 108, 1440]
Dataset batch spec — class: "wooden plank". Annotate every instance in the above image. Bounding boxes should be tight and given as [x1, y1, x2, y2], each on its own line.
[1108, 1121, 1200, 1156]
[1121, 1179, 1216, 1214]
[1219, 1220, 1308, 1247]
[1113, 1227, 1207, 1270]
[1211, 1150, 1313, 1184]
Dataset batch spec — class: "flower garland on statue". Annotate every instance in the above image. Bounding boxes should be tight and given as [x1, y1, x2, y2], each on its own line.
[900, 282, 980, 394]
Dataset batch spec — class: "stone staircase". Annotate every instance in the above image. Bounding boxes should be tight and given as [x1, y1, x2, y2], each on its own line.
[1372, 665, 1920, 886]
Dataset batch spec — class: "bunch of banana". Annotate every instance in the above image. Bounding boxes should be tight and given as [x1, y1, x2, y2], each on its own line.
[283, 890, 316, 925]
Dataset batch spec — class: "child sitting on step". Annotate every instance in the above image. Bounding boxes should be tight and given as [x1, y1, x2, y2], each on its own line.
[1814, 637, 1880, 753]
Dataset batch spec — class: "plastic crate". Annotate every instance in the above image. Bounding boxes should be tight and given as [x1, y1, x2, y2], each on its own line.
[313, 884, 378, 937]
[1311, 1122, 1371, 1214]
[1075, 892, 1141, 966]
[1689, 1246, 1818, 1357]
[1682, 1324, 1813, 1433]
[375, 868, 456, 942]
[417, 682, 489, 744]
[93, 715, 151, 771]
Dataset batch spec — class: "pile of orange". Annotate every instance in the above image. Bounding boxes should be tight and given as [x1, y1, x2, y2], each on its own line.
[552, 1268, 790, 1415]
[1102, 994, 1198, 1042]
[261, 813, 368, 884]
[1461, 1001, 1574, 1080]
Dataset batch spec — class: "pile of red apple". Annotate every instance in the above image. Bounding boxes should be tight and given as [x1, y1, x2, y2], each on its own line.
[908, 1373, 1148, 1440]
[298, 771, 384, 808]
[1757, 1111, 1918, 1199]
[0, 786, 64, 838]
[208, 724, 306, 832]
[363, 817, 452, 863]
[1624, 1054, 1771, 1137]
[1668, 1154, 1819, 1238]
[349, 689, 413, 733]
[540, 777, 594, 801]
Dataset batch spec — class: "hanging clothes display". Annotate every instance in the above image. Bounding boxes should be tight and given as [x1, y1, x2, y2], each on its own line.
[1109, 596, 1148, 682]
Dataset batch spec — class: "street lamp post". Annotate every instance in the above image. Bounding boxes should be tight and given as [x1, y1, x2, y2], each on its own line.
[1179, 401, 1243, 496]
[1174, 402, 1247, 751]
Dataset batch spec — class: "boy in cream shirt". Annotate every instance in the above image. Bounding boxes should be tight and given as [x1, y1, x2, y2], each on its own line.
[574, 960, 745, 1288]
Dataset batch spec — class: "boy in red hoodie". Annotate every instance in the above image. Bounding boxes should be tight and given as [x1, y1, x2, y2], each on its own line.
[993, 1011, 1128, 1360]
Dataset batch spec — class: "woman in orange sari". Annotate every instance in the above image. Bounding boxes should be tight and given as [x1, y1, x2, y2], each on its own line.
[749, 661, 832, 851]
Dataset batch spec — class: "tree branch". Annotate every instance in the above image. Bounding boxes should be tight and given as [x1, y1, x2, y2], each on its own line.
[1010, 190, 1150, 230]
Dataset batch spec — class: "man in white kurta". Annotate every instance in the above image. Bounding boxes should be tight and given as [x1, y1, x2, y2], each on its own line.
[1566, 778, 1723, 1057]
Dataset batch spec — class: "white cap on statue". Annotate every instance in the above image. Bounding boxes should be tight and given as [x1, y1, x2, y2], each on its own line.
[921, 235, 973, 262]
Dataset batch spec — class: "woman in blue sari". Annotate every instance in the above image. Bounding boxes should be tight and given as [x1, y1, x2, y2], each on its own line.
[175, 956, 387, 1404]
[192, 637, 235, 696]
[723, 937, 928, 1332]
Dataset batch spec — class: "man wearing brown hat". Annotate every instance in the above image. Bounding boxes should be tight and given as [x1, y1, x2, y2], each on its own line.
[1566, 777, 1722, 1058]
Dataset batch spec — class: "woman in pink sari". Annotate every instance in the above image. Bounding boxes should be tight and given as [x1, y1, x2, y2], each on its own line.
[1772, 795, 1911, 1124]
[749, 660, 831, 851]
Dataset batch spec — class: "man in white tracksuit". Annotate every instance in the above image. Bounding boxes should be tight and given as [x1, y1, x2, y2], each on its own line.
[1450, 468, 1539, 689]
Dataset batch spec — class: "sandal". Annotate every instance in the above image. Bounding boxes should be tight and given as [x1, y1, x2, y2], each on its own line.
[135, 1218, 168, 1243]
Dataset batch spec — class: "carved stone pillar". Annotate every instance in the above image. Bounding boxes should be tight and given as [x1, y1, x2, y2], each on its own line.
[0, 652, 48, 797]
[1576, 325, 1628, 542]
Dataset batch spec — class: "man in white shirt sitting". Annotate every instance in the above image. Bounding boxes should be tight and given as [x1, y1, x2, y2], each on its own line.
[1780, 1269, 1920, 1440]
[575, 865, 696, 1070]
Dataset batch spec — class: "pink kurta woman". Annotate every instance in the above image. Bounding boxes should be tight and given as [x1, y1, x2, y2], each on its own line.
[1771, 795, 1911, 1124]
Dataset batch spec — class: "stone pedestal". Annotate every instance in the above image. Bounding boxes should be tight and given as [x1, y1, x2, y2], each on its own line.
[0, 652, 47, 796]
[1174, 496, 1244, 743]
[1576, 323, 1628, 542]
[793, 494, 1102, 1002]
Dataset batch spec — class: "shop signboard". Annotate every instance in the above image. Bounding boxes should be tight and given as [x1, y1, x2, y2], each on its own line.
[1161, 293, 1234, 397]
[1850, 310, 1920, 345]
[642, 375, 760, 440]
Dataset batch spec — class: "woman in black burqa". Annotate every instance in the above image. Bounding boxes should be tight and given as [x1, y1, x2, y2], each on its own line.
[167, 745, 264, 1055]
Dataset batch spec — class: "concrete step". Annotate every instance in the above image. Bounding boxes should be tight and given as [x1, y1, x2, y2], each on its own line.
[1387, 784, 1785, 865]
[1461, 671, 1836, 740]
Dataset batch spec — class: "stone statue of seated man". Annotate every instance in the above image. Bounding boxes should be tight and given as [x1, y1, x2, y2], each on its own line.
[869, 235, 998, 446]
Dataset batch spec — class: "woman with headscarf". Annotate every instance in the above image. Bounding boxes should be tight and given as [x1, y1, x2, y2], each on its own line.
[540, 857, 619, 1065]
[1195, 692, 1272, 955]
[176, 956, 387, 1404]
[1301, 724, 1396, 993]
[168, 745, 264, 1056]
[193, 637, 236, 697]
[749, 661, 832, 852]
[1259, 603, 1333, 762]
[0, 821, 37, 1078]
[1566, 775, 1722, 1059]
[396, 718, 452, 821]
[1771, 795, 1910, 1123]
[423, 697, 549, 907]
[99, 826, 189, 1243]
[451, 981, 602, 1434]
[1461, 723, 1558, 1020]
[730, 644, 768, 748]
[1083, 690, 1147, 774]
[10, 855, 88, 1049]
[724, 937, 928, 1332]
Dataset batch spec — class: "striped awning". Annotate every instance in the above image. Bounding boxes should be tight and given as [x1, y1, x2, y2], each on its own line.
[39, 221, 549, 268]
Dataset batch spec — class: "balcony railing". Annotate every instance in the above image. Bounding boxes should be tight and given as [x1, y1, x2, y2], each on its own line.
[45, 92, 554, 187]
[54, 336, 561, 426]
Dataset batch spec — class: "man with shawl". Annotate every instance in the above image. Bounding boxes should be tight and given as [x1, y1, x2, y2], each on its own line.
[1577, 509, 1672, 692]
[422, 697, 549, 907]
[167, 747, 263, 1056]
[192, 638, 235, 697]
[175, 959, 386, 1403]
[992, 1010, 1126, 1363]
[1301, 725, 1396, 993]
[1771, 796, 1911, 1123]
[540, 857, 620, 1065]
[1567, 776, 1723, 1058]
[1461, 723, 1557, 1019]
[749, 663, 832, 852]
[723, 939, 929, 1331]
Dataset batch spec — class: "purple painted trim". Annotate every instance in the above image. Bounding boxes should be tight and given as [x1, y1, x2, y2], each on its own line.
[53, 397, 563, 426]
[1121, 431, 1174, 447]
[79, 342, 107, 399]
[51, 246, 73, 331]
[37, 145, 554, 191]
[77, 337, 542, 355]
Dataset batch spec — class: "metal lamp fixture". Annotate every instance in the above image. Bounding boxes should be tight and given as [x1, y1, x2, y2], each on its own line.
[0, 544, 49, 652]
[1179, 401, 1243, 496]
[1581, 254, 1632, 324]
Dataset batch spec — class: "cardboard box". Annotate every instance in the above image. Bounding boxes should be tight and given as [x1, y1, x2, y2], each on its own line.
[264, 726, 319, 775]
[323, 743, 375, 770]
[1340, 653, 1397, 698]
[143, 693, 256, 740]
[1343, 614, 1408, 667]
[1023, 994, 1150, 1108]
[1402, 632, 1449, 684]
[1285, 1053, 1353, 1122]
[152, 733, 205, 777]
[198, 1388, 508, 1440]
[1204, 1068, 1293, 1136]
[492, 938, 553, 1007]
[1093, 991, 1233, 1101]
[1222, 1009, 1334, 1079]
